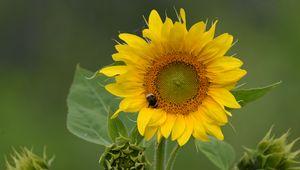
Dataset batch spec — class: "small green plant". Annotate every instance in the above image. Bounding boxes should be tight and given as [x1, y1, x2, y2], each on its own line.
[5, 147, 54, 170]
[237, 129, 300, 170]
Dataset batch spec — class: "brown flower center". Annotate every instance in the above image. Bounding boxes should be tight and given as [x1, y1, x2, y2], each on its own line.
[144, 52, 209, 115]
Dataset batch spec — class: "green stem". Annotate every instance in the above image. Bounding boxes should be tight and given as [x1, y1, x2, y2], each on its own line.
[166, 144, 180, 170]
[155, 139, 166, 170]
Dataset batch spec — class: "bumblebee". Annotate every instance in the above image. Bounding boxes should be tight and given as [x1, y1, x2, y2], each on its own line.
[146, 93, 158, 108]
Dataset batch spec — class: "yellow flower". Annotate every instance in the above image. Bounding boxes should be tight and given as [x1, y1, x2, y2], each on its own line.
[100, 8, 246, 146]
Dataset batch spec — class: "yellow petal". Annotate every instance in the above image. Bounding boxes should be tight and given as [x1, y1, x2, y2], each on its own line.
[119, 33, 148, 47]
[171, 115, 186, 140]
[177, 115, 193, 146]
[111, 94, 148, 119]
[193, 126, 209, 142]
[111, 108, 122, 119]
[115, 71, 144, 84]
[142, 29, 154, 42]
[157, 129, 163, 144]
[116, 35, 153, 62]
[225, 110, 232, 117]
[203, 122, 224, 140]
[119, 95, 147, 112]
[147, 109, 167, 127]
[184, 22, 206, 53]
[206, 69, 247, 85]
[99, 65, 128, 77]
[204, 21, 218, 41]
[189, 21, 217, 56]
[208, 88, 241, 109]
[199, 33, 233, 64]
[137, 108, 154, 135]
[112, 53, 140, 65]
[161, 17, 173, 42]
[148, 10, 163, 33]
[144, 126, 158, 140]
[105, 83, 144, 97]
[179, 8, 186, 24]
[222, 82, 237, 90]
[191, 115, 209, 141]
[191, 106, 215, 124]
[143, 10, 163, 41]
[206, 57, 243, 73]
[160, 113, 176, 138]
[194, 101, 232, 118]
[168, 22, 187, 50]
[189, 22, 206, 34]
[115, 44, 151, 62]
[201, 97, 228, 124]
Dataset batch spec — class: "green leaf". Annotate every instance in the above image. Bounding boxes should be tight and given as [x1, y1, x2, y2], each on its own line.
[232, 82, 281, 107]
[67, 65, 120, 146]
[130, 126, 144, 144]
[108, 115, 128, 142]
[195, 138, 235, 170]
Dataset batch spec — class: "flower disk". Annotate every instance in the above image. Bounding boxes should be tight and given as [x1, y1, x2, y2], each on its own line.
[100, 8, 247, 146]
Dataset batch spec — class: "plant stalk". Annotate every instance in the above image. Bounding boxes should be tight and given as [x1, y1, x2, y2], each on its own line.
[166, 144, 180, 170]
[155, 138, 166, 170]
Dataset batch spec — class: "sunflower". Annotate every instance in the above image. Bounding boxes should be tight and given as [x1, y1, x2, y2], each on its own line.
[100, 8, 246, 146]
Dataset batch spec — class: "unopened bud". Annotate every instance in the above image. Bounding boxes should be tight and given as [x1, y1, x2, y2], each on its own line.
[99, 139, 147, 170]
[237, 128, 300, 170]
[5, 147, 54, 170]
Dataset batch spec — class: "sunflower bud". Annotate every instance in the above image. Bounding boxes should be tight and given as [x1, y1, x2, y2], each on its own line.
[5, 147, 54, 170]
[99, 140, 147, 170]
[237, 128, 300, 170]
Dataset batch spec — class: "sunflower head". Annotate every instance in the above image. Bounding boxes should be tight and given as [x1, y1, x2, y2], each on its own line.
[237, 129, 300, 170]
[5, 147, 53, 170]
[100, 8, 246, 146]
[99, 140, 147, 170]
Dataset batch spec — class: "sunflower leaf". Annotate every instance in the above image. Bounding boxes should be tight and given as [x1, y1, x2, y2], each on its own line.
[232, 81, 281, 107]
[108, 115, 128, 142]
[195, 138, 235, 170]
[67, 65, 122, 146]
[130, 126, 144, 144]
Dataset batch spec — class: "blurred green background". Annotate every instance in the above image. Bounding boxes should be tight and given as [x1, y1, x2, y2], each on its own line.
[1, 0, 299, 169]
